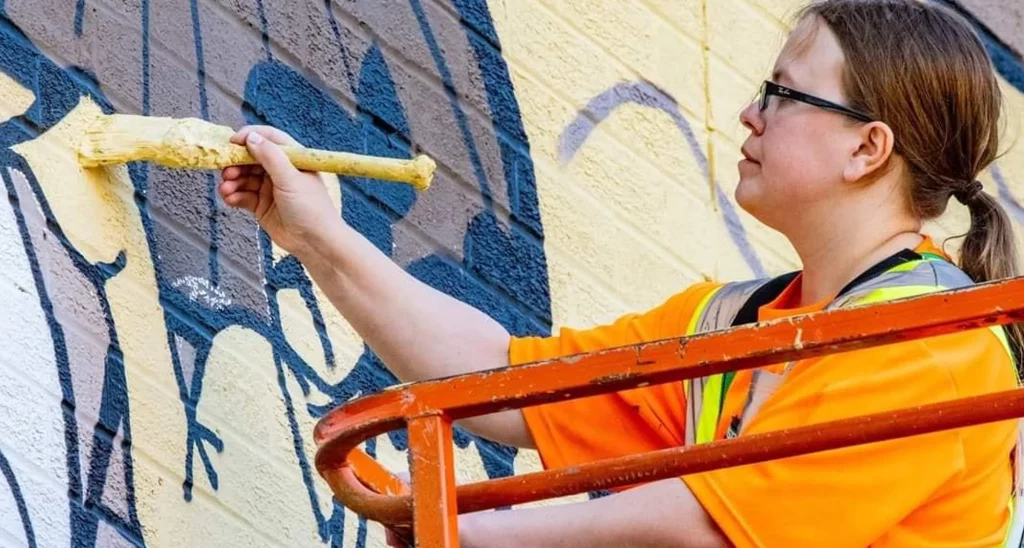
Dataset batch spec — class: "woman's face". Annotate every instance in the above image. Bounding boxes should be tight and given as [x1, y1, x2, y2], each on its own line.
[735, 18, 867, 233]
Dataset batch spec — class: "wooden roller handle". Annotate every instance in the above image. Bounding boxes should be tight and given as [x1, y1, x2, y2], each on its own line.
[78, 112, 438, 190]
[279, 147, 436, 191]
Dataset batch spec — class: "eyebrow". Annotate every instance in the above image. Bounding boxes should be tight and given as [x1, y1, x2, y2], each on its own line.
[772, 67, 791, 84]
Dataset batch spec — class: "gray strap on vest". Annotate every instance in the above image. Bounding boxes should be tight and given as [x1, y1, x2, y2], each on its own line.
[828, 259, 974, 310]
[684, 279, 771, 446]
[685, 257, 977, 446]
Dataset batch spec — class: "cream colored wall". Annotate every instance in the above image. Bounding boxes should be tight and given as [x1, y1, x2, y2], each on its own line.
[493, 0, 1024, 331]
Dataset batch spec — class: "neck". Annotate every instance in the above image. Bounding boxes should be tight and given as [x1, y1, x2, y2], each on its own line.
[788, 212, 921, 307]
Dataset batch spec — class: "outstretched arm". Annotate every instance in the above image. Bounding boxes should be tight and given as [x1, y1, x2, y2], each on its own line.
[218, 126, 533, 448]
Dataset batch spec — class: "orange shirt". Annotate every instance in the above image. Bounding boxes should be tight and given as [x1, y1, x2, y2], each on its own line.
[511, 242, 1018, 547]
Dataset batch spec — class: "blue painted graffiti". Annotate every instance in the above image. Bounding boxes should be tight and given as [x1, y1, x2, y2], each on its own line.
[0, 1, 145, 544]
[187, 0, 221, 286]
[0, 448, 36, 548]
[2, 0, 1022, 547]
[73, 0, 85, 37]
[934, 0, 1024, 94]
[0, 0, 548, 546]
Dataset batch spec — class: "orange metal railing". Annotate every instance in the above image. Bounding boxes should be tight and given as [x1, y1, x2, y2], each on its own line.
[313, 277, 1024, 547]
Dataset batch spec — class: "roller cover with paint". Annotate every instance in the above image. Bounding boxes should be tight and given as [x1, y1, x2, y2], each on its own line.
[78, 112, 436, 190]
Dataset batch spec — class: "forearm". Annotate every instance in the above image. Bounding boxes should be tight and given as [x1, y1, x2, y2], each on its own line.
[460, 479, 729, 548]
[299, 220, 533, 447]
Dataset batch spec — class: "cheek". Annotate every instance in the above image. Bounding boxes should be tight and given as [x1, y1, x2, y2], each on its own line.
[737, 121, 844, 224]
[761, 123, 838, 197]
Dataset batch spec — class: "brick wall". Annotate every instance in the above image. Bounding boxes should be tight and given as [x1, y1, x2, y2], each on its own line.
[0, 0, 1021, 546]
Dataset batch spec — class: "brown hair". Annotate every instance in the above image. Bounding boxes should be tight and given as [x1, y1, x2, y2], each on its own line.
[798, 0, 1023, 368]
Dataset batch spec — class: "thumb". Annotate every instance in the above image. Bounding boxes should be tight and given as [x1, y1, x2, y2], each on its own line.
[245, 131, 301, 184]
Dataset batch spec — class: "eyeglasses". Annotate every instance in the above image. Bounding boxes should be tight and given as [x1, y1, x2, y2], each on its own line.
[758, 80, 874, 123]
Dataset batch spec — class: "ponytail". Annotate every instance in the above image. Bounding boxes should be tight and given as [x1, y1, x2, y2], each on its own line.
[958, 186, 1024, 373]
[800, 0, 1023, 371]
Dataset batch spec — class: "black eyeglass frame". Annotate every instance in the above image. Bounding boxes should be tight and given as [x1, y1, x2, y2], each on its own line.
[759, 80, 874, 123]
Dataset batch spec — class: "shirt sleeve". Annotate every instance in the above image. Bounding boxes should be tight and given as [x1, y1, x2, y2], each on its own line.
[683, 330, 1017, 547]
[511, 282, 720, 471]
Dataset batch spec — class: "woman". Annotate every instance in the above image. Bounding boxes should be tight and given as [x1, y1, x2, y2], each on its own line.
[218, 0, 1022, 545]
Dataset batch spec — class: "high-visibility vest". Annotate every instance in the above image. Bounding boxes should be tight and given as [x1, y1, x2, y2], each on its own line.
[680, 251, 1023, 546]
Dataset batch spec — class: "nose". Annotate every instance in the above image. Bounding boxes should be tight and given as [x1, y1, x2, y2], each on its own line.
[740, 100, 765, 135]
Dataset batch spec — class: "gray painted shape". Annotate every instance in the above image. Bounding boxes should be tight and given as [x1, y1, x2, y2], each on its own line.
[8, 169, 109, 492]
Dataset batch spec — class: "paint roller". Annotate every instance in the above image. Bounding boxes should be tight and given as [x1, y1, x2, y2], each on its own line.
[77, 112, 436, 190]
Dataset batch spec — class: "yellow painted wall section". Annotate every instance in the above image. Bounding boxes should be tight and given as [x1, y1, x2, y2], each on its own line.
[0, 1, 1021, 547]
[0, 72, 33, 125]
[491, 0, 1024, 330]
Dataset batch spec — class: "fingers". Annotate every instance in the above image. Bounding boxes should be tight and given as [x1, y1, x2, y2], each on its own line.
[221, 191, 259, 213]
[222, 165, 243, 180]
[242, 131, 303, 185]
[217, 176, 261, 197]
[254, 171, 275, 219]
[385, 527, 412, 548]
[218, 172, 263, 214]
[221, 165, 264, 181]
[230, 125, 300, 147]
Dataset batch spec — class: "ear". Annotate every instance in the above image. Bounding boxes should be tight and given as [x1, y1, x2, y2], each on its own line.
[843, 121, 895, 183]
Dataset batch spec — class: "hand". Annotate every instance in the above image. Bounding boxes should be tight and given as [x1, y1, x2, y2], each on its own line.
[385, 471, 414, 547]
[385, 523, 414, 547]
[218, 126, 343, 259]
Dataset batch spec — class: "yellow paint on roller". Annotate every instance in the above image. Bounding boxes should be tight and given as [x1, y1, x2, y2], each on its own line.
[0, 72, 33, 125]
[80, 112, 241, 168]
[78, 112, 437, 190]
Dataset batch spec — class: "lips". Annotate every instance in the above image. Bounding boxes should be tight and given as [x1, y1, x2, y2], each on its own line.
[741, 147, 760, 164]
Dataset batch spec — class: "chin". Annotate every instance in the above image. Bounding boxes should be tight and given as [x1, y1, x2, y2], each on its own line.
[734, 180, 782, 230]
[734, 178, 757, 214]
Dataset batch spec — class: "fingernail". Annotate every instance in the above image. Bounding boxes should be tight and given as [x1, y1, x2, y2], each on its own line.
[248, 132, 264, 145]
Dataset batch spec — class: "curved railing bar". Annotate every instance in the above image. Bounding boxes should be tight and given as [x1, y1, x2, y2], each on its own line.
[314, 277, 1024, 525]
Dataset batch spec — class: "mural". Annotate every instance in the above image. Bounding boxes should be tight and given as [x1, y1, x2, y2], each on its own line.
[0, 0, 1021, 546]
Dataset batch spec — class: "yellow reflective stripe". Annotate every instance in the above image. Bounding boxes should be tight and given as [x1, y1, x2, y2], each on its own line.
[993, 328, 1015, 371]
[686, 286, 725, 440]
[686, 286, 723, 335]
[696, 375, 723, 444]
[855, 284, 938, 304]
[885, 259, 927, 274]
[684, 287, 724, 400]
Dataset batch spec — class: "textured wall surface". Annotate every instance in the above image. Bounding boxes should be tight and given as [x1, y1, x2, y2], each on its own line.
[0, 0, 1021, 546]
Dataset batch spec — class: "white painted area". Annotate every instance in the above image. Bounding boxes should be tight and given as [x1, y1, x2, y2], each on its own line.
[0, 478, 30, 547]
[171, 276, 232, 309]
[0, 169, 71, 547]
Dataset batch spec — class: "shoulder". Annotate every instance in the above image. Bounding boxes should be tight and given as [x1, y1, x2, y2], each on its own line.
[919, 327, 1018, 397]
[658, 281, 725, 320]
[509, 281, 724, 365]
[588, 280, 726, 340]
[794, 327, 1017, 422]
